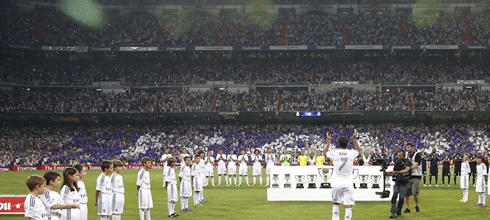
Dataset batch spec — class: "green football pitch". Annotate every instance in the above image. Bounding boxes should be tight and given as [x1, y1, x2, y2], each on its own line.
[0, 168, 487, 220]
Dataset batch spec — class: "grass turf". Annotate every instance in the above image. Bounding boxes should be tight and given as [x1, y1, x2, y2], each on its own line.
[0, 168, 487, 220]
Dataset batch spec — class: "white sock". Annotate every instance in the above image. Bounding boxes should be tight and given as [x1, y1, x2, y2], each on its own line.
[211, 177, 215, 185]
[112, 214, 121, 220]
[345, 208, 352, 220]
[332, 205, 340, 220]
[239, 176, 243, 185]
[253, 176, 256, 185]
[185, 197, 189, 208]
[463, 189, 468, 200]
[478, 193, 482, 204]
[200, 190, 204, 201]
[234, 176, 237, 185]
[181, 197, 185, 210]
[228, 176, 232, 185]
[482, 193, 486, 206]
[145, 209, 151, 220]
[259, 176, 263, 185]
[100, 216, 109, 220]
[194, 192, 200, 205]
[218, 176, 222, 185]
[245, 175, 249, 185]
[266, 175, 270, 185]
[139, 209, 145, 220]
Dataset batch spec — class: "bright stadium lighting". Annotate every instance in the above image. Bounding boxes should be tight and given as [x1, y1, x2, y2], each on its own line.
[61, 0, 105, 29]
[412, 0, 441, 29]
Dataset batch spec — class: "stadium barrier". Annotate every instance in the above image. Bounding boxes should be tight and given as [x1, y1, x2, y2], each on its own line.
[0, 163, 455, 172]
[0, 195, 26, 214]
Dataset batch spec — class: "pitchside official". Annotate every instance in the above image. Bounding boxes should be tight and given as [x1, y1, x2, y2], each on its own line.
[404, 143, 422, 214]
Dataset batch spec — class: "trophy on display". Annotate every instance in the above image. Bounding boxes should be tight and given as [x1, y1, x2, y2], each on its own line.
[359, 174, 369, 189]
[372, 175, 382, 189]
[318, 168, 333, 188]
[295, 175, 305, 188]
[352, 168, 359, 189]
[272, 174, 279, 188]
[291, 151, 297, 166]
[307, 174, 317, 189]
[284, 174, 291, 188]
[361, 148, 373, 166]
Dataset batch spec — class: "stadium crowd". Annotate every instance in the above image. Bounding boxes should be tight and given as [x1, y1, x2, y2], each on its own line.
[2, 4, 490, 47]
[1, 123, 489, 166]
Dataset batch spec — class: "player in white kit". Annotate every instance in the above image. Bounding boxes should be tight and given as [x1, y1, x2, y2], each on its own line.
[474, 156, 487, 208]
[204, 151, 215, 186]
[111, 160, 125, 220]
[238, 150, 250, 186]
[265, 148, 276, 187]
[166, 157, 179, 218]
[197, 150, 209, 203]
[61, 167, 82, 220]
[137, 157, 153, 220]
[73, 165, 88, 220]
[192, 155, 204, 207]
[179, 156, 192, 213]
[96, 161, 113, 220]
[216, 149, 227, 186]
[459, 154, 471, 203]
[160, 149, 171, 187]
[252, 149, 263, 187]
[25, 175, 49, 220]
[41, 171, 80, 220]
[324, 129, 361, 220]
[227, 150, 238, 186]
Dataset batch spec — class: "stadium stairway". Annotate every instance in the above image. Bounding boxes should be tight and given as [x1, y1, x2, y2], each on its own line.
[211, 95, 218, 112]
[312, 66, 317, 85]
[408, 94, 414, 112]
[217, 22, 228, 46]
[249, 67, 257, 85]
[371, 0, 378, 7]
[197, 0, 205, 9]
[401, 17, 410, 45]
[342, 96, 348, 111]
[79, 70, 90, 86]
[277, 95, 283, 112]
[280, 13, 290, 45]
[341, 18, 349, 45]
[462, 16, 474, 45]
[255, 0, 263, 8]
[35, 18, 46, 44]
[473, 95, 481, 111]
[432, 64, 440, 82]
[155, 20, 169, 47]
[373, 65, 378, 82]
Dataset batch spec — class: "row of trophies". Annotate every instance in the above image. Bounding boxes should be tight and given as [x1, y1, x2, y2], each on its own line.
[271, 168, 383, 189]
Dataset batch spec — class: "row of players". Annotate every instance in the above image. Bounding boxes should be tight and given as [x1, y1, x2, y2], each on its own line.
[160, 148, 328, 187]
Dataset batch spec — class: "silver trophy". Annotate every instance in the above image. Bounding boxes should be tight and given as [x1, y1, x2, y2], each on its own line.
[272, 174, 279, 188]
[318, 168, 333, 188]
[359, 174, 369, 189]
[307, 174, 317, 189]
[352, 168, 359, 189]
[284, 174, 291, 188]
[361, 149, 373, 166]
[295, 175, 305, 188]
[372, 175, 382, 189]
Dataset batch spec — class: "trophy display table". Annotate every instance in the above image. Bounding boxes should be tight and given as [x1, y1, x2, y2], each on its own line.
[267, 166, 394, 202]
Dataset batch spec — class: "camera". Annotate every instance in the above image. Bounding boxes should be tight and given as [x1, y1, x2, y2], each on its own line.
[375, 158, 392, 198]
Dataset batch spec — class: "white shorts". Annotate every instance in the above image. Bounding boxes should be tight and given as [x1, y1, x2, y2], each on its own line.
[138, 188, 153, 209]
[476, 177, 486, 193]
[332, 186, 355, 206]
[266, 165, 274, 175]
[47, 215, 60, 220]
[180, 181, 192, 198]
[111, 193, 124, 215]
[62, 208, 80, 220]
[97, 193, 112, 216]
[79, 203, 87, 220]
[239, 166, 248, 175]
[167, 183, 178, 203]
[460, 175, 469, 190]
[193, 176, 203, 192]
[218, 166, 227, 175]
[253, 167, 262, 176]
[205, 167, 214, 176]
[228, 166, 237, 175]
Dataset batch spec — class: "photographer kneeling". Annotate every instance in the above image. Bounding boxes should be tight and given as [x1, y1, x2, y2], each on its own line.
[387, 150, 412, 218]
